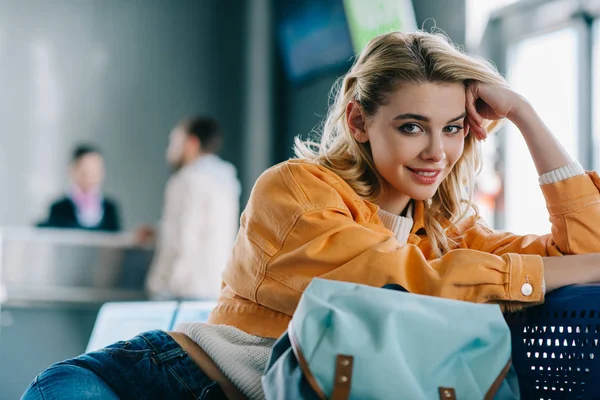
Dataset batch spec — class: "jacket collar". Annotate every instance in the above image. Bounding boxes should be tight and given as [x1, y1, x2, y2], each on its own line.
[410, 200, 456, 234]
[411, 200, 425, 233]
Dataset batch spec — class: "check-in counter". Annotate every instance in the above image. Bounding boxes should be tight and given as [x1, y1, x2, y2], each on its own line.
[0, 228, 154, 400]
[0, 227, 153, 306]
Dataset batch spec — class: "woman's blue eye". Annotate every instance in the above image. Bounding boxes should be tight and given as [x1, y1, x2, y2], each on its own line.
[399, 123, 422, 134]
[444, 125, 464, 134]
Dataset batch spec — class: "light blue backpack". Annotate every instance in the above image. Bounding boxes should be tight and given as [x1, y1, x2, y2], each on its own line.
[262, 278, 520, 400]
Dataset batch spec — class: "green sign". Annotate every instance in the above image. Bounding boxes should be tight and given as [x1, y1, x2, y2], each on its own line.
[343, 0, 417, 53]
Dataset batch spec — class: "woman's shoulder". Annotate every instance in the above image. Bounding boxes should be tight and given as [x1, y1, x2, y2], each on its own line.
[48, 196, 75, 212]
[102, 196, 120, 211]
[252, 159, 362, 211]
[259, 159, 343, 181]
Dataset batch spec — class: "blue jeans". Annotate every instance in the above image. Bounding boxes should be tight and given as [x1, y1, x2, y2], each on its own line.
[21, 330, 228, 399]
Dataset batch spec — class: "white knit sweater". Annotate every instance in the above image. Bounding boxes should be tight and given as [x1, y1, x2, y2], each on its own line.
[177, 162, 585, 399]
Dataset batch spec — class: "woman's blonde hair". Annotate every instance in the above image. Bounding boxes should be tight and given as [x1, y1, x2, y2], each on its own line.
[294, 30, 507, 257]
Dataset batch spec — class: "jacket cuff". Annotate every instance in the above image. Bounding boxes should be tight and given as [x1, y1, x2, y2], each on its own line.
[507, 253, 545, 303]
[541, 171, 600, 215]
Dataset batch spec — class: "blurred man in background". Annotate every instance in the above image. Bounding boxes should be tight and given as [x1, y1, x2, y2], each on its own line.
[38, 144, 121, 232]
[144, 116, 240, 300]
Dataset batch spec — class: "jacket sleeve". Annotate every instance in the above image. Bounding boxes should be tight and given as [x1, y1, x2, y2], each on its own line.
[105, 200, 121, 232]
[38, 200, 71, 228]
[40, 203, 61, 227]
[476, 172, 600, 256]
[257, 206, 544, 316]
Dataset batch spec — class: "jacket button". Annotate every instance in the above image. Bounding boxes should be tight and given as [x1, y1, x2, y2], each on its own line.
[521, 283, 533, 296]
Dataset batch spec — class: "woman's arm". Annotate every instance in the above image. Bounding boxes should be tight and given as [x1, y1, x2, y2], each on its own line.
[544, 254, 600, 292]
[508, 100, 574, 175]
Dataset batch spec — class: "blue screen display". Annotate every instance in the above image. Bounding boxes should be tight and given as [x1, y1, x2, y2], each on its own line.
[277, 0, 354, 83]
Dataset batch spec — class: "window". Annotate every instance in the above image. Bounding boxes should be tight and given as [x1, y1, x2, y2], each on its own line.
[466, 0, 520, 51]
[505, 28, 579, 234]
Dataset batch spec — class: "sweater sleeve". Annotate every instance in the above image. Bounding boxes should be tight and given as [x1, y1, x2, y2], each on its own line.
[538, 162, 585, 185]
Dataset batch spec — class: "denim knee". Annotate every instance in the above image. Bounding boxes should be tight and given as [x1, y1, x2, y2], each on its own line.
[22, 363, 119, 400]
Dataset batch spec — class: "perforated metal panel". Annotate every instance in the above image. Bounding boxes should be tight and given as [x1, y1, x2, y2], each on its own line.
[506, 285, 600, 399]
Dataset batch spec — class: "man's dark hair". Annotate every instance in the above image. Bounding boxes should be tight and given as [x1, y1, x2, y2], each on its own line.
[182, 116, 221, 153]
[71, 144, 102, 163]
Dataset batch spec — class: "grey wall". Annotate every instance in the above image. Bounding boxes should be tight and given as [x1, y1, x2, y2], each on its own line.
[412, 0, 466, 47]
[276, 0, 466, 161]
[0, 0, 246, 229]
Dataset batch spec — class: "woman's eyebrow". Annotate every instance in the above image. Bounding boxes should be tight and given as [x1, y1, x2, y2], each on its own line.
[392, 111, 467, 123]
[447, 112, 467, 123]
[393, 113, 430, 122]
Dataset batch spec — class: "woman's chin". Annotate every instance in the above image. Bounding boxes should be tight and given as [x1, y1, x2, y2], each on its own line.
[405, 188, 439, 202]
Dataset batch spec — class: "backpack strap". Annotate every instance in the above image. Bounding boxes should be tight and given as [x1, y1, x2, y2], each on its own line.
[331, 355, 354, 400]
[289, 322, 354, 400]
[289, 323, 327, 398]
[484, 358, 513, 400]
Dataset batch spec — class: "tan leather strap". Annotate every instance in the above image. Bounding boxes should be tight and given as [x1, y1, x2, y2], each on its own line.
[438, 358, 512, 400]
[331, 355, 353, 400]
[484, 358, 513, 400]
[438, 387, 457, 400]
[289, 323, 354, 399]
[288, 324, 327, 399]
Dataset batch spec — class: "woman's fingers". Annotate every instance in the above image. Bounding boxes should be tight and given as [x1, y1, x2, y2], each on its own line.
[466, 84, 483, 127]
[467, 116, 487, 141]
[466, 83, 492, 141]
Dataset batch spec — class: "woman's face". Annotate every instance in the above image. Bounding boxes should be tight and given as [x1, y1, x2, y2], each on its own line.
[348, 82, 469, 214]
[71, 153, 105, 193]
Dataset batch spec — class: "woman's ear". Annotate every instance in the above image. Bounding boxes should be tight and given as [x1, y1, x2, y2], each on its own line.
[464, 121, 470, 138]
[346, 101, 369, 143]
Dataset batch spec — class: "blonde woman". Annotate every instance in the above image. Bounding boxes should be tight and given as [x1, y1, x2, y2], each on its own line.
[23, 31, 600, 400]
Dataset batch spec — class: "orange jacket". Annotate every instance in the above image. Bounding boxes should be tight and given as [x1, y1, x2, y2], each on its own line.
[209, 160, 600, 338]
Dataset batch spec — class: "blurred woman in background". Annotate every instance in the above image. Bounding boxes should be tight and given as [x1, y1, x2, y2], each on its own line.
[38, 144, 121, 232]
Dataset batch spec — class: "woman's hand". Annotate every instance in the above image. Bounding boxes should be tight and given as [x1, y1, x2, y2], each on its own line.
[134, 225, 156, 246]
[466, 81, 574, 174]
[465, 82, 527, 140]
